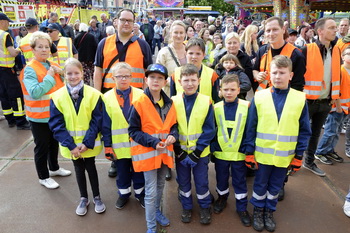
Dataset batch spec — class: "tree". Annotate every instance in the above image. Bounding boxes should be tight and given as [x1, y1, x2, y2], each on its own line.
[185, 0, 236, 15]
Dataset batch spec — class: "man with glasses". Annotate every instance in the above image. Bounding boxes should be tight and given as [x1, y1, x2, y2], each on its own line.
[40, 12, 66, 37]
[93, 8, 152, 177]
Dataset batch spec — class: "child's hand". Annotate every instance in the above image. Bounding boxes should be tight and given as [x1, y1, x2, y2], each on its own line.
[47, 67, 55, 77]
[51, 66, 63, 75]
[164, 135, 176, 146]
[256, 71, 267, 83]
[78, 144, 88, 153]
[71, 147, 82, 159]
[156, 141, 166, 151]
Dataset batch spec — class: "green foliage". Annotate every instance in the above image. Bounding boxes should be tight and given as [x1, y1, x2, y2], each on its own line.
[185, 0, 236, 15]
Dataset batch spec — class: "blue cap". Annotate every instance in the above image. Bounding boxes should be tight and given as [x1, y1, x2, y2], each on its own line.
[0, 13, 13, 22]
[46, 23, 60, 31]
[25, 17, 38, 27]
[145, 64, 168, 78]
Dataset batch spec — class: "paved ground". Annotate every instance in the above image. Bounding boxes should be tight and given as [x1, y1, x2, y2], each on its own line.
[0, 117, 350, 233]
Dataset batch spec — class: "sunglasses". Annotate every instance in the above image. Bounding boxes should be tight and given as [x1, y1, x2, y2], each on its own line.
[47, 30, 57, 33]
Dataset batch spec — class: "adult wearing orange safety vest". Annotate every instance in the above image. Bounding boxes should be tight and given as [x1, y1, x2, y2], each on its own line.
[253, 16, 305, 92]
[93, 9, 152, 93]
[20, 31, 71, 189]
[0, 13, 30, 130]
[302, 17, 341, 177]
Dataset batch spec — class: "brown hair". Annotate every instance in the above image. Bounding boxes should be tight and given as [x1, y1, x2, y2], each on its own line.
[221, 74, 240, 87]
[219, 54, 243, 70]
[185, 37, 205, 53]
[180, 64, 199, 79]
[270, 55, 292, 72]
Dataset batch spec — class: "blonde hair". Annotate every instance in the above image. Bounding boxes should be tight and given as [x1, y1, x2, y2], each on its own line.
[169, 20, 186, 44]
[219, 54, 243, 70]
[225, 32, 240, 44]
[270, 55, 292, 72]
[240, 24, 259, 57]
[30, 31, 52, 48]
[64, 58, 83, 74]
[111, 62, 132, 75]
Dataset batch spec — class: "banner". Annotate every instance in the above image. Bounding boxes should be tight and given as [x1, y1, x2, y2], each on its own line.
[0, 0, 36, 27]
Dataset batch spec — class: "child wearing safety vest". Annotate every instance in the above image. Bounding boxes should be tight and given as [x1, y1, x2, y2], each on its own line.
[49, 58, 106, 216]
[211, 74, 251, 227]
[314, 46, 350, 165]
[102, 62, 145, 210]
[170, 37, 220, 103]
[128, 64, 178, 233]
[172, 64, 216, 225]
[243, 55, 311, 232]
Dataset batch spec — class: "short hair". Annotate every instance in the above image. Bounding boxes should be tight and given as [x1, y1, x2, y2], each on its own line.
[342, 45, 350, 56]
[91, 15, 98, 20]
[30, 31, 52, 48]
[111, 62, 132, 75]
[266, 16, 284, 28]
[339, 18, 350, 25]
[133, 23, 140, 29]
[225, 32, 240, 44]
[64, 58, 83, 74]
[180, 64, 199, 79]
[79, 23, 89, 32]
[219, 54, 243, 70]
[270, 55, 292, 72]
[213, 32, 222, 40]
[117, 9, 135, 21]
[106, 26, 115, 35]
[315, 17, 334, 32]
[49, 12, 58, 18]
[221, 74, 240, 87]
[185, 37, 205, 53]
[89, 19, 97, 25]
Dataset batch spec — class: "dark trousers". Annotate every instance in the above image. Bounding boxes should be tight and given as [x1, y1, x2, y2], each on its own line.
[72, 157, 100, 198]
[305, 100, 332, 165]
[30, 121, 59, 179]
[146, 40, 153, 55]
[0, 67, 27, 126]
[152, 38, 162, 54]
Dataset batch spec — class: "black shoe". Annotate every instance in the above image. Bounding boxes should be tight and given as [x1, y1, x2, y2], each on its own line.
[17, 122, 30, 130]
[199, 207, 212, 225]
[165, 167, 172, 181]
[136, 196, 145, 208]
[278, 186, 285, 201]
[253, 207, 264, 232]
[264, 208, 276, 232]
[237, 210, 251, 227]
[181, 209, 192, 223]
[8, 122, 16, 128]
[213, 195, 227, 214]
[115, 197, 129, 209]
[108, 162, 117, 177]
[326, 152, 344, 163]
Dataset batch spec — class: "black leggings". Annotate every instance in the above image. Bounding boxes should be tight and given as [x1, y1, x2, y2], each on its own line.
[72, 157, 100, 198]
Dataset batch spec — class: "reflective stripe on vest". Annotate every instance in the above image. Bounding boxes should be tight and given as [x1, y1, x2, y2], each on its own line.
[48, 37, 73, 69]
[174, 65, 213, 98]
[330, 66, 350, 114]
[51, 85, 103, 159]
[213, 99, 249, 161]
[172, 93, 210, 157]
[104, 87, 143, 159]
[19, 33, 34, 63]
[0, 30, 15, 68]
[304, 43, 341, 100]
[102, 34, 145, 89]
[130, 93, 177, 172]
[254, 88, 305, 168]
[257, 43, 296, 92]
[19, 59, 64, 119]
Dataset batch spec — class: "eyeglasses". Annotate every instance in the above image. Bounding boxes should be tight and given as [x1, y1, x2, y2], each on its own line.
[119, 18, 134, 24]
[114, 75, 132, 80]
[47, 30, 57, 33]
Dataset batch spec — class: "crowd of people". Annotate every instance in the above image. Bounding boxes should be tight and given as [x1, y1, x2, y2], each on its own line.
[1, 8, 350, 233]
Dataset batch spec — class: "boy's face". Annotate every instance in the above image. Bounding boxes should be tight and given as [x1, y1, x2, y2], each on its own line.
[146, 72, 167, 92]
[221, 81, 240, 102]
[112, 68, 132, 91]
[342, 49, 350, 65]
[186, 45, 205, 68]
[179, 74, 200, 95]
[270, 64, 293, 90]
[223, 60, 236, 71]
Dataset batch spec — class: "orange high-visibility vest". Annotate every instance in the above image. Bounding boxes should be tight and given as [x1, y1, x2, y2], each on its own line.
[257, 43, 296, 91]
[20, 60, 64, 119]
[336, 39, 350, 53]
[304, 43, 340, 100]
[331, 65, 350, 114]
[102, 34, 145, 89]
[130, 94, 177, 172]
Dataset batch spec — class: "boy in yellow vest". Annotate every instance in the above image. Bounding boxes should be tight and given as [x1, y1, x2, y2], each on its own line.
[243, 55, 311, 232]
[172, 64, 215, 225]
[102, 62, 145, 210]
[211, 74, 251, 227]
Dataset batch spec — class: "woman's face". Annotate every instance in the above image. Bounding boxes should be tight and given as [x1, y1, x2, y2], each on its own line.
[187, 27, 195, 39]
[202, 30, 210, 41]
[251, 29, 258, 40]
[225, 37, 240, 55]
[32, 38, 50, 62]
[171, 25, 186, 44]
[20, 27, 28, 37]
[213, 35, 222, 45]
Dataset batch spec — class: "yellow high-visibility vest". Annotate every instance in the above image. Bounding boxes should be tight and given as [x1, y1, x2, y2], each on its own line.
[0, 30, 15, 68]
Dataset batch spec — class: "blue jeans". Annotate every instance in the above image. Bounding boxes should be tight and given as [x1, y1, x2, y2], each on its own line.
[346, 188, 350, 202]
[143, 164, 167, 231]
[315, 111, 345, 155]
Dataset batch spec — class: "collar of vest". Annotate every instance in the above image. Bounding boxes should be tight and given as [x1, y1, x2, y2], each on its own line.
[116, 33, 139, 43]
[144, 87, 172, 105]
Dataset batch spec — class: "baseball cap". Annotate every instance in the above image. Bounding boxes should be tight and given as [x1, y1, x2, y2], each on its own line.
[145, 64, 168, 78]
[59, 16, 65, 20]
[25, 17, 38, 27]
[46, 23, 60, 31]
[0, 13, 13, 22]
[288, 28, 297, 35]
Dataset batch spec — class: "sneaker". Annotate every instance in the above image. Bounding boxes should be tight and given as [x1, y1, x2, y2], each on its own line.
[146, 229, 156, 233]
[136, 196, 145, 208]
[343, 200, 350, 217]
[93, 196, 106, 214]
[0, 115, 5, 121]
[76, 197, 90, 216]
[181, 209, 192, 223]
[39, 178, 59, 189]
[199, 207, 212, 225]
[314, 154, 333, 165]
[302, 163, 326, 176]
[49, 168, 72, 177]
[213, 195, 227, 214]
[326, 152, 344, 163]
[156, 210, 170, 227]
[346, 148, 350, 158]
[237, 210, 251, 227]
[115, 197, 129, 209]
[17, 122, 30, 130]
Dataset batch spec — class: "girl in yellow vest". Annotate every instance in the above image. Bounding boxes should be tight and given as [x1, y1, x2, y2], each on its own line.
[49, 58, 106, 216]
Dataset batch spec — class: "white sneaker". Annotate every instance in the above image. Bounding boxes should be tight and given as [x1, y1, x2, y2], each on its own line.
[344, 200, 350, 217]
[49, 168, 72, 177]
[39, 178, 59, 189]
